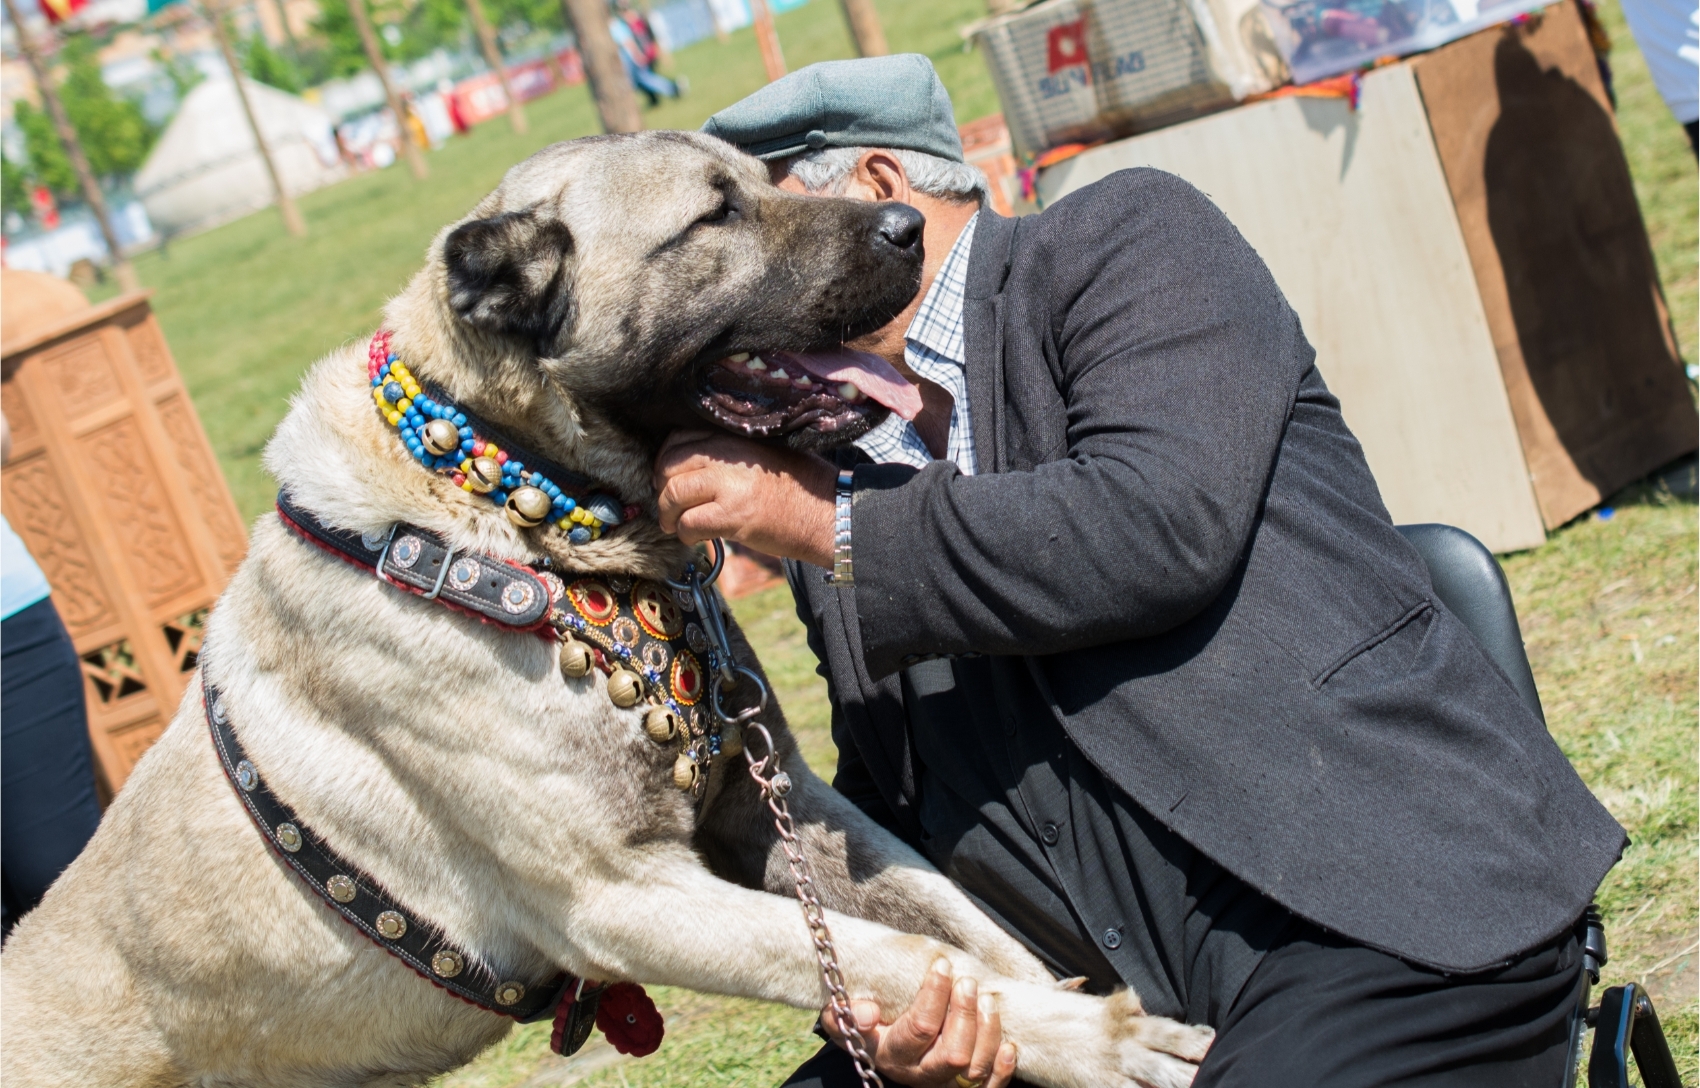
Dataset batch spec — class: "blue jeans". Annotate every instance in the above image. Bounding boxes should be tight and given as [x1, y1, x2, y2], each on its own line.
[2, 598, 101, 939]
[621, 51, 678, 105]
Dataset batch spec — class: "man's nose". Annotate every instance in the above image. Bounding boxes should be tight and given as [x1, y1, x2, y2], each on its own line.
[875, 204, 925, 254]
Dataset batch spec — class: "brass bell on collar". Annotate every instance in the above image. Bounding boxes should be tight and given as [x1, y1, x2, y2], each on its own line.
[466, 456, 502, 493]
[422, 418, 461, 457]
[607, 667, 645, 708]
[506, 486, 552, 528]
[673, 753, 700, 791]
[643, 707, 679, 743]
[719, 724, 743, 758]
[560, 638, 595, 679]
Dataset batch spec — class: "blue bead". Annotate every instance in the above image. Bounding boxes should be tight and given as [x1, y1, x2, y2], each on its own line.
[568, 526, 592, 545]
[458, 425, 472, 438]
[387, 353, 398, 363]
[460, 440, 475, 453]
[383, 381, 404, 403]
[560, 497, 576, 513]
[491, 490, 508, 504]
[509, 461, 524, 473]
[453, 413, 467, 426]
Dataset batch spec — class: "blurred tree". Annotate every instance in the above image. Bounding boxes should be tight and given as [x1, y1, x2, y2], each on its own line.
[242, 33, 304, 91]
[310, 0, 470, 76]
[2, 155, 37, 217]
[55, 34, 158, 178]
[11, 101, 78, 195]
[483, 0, 563, 37]
[153, 46, 206, 98]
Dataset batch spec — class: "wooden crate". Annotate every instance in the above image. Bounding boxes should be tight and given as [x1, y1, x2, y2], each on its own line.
[2, 281, 247, 796]
[1034, 3, 1696, 550]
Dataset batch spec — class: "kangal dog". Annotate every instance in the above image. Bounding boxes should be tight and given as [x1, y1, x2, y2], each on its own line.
[2, 132, 1210, 1088]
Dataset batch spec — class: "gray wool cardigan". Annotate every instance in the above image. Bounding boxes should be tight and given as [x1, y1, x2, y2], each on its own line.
[785, 168, 1624, 975]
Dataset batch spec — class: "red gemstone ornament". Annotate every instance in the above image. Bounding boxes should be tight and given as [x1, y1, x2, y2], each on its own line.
[595, 982, 664, 1056]
[671, 652, 703, 705]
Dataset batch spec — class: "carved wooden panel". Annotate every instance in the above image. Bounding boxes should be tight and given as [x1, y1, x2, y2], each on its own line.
[42, 337, 123, 418]
[2, 291, 246, 795]
[124, 316, 173, 386]
[1, 452, 117, 637]
[157, 394, 248, 574]
[82, 416, 202, 609]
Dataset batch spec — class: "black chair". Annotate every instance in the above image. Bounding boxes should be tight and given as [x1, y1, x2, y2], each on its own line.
[1396, 524, 1681, 1088]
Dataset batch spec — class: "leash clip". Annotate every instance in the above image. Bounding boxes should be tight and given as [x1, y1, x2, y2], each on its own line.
[372, 524, 401, 585]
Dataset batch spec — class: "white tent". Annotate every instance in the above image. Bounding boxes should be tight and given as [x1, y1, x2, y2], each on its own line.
[134, 76, 347, 237]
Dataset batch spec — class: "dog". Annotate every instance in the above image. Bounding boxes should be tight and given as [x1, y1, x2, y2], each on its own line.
[1, 131, 1212, 1088]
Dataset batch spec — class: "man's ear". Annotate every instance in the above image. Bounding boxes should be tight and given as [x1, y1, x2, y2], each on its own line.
[442, 209, 576, 353]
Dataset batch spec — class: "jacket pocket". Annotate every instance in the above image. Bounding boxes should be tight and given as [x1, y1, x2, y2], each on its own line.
[1311, 602, 1434, 692]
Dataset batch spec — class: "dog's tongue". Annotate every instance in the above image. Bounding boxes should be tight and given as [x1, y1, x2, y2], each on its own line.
[766, 349, 922, 421]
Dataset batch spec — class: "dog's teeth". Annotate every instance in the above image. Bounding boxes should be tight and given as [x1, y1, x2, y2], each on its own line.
[768, 368, 789, 380]
[838, 382, 864, 401]
[793, 376, 813, 388]
[744, 357, 767, 371]
[727, 352, 751, 363]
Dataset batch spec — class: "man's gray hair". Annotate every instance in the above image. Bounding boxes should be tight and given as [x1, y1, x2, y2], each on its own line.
[783, 146, 989, 206]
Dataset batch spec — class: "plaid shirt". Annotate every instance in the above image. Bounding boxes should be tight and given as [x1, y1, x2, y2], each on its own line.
[855, 212, 978, 476]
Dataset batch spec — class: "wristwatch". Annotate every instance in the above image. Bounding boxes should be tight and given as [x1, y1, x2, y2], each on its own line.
[830, 469, 854, 585]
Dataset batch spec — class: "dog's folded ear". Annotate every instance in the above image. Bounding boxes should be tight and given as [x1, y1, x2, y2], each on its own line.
[443, 210, 576, 354]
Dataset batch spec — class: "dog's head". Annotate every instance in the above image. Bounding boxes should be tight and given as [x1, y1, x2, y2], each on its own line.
[433, 131, 926, 451]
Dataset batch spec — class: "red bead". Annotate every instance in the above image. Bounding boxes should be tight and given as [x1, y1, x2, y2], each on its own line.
[452, 473, 466, 485]
[496, 451, 509, 464]
[472, 441, 485, 456]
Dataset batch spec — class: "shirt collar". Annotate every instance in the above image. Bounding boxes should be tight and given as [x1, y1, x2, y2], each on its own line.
[904, 211, 978, 367]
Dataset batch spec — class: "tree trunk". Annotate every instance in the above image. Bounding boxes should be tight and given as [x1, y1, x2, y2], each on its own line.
[837, 0, 887, 57]
[346, 0, 429, 177]
[750, 0, 785, 82]
[206, 0, 307, 236]
[1, 0, 140, 290]
[560, 0, 642, 134]
[463, 0, 527, 133]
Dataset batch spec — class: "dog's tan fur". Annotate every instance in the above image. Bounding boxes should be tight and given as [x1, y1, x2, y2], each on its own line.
[1, 133, 1211, 1088]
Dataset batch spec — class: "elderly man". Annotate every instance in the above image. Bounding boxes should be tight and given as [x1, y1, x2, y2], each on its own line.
[657, 55, 1623, 1088]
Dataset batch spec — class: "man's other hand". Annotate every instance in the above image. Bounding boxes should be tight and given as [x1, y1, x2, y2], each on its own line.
[821, 958, 1018, 1088]
[653, 431, 836, 568]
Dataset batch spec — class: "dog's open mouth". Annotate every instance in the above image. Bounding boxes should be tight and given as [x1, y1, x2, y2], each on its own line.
[697, 349, 922, 439]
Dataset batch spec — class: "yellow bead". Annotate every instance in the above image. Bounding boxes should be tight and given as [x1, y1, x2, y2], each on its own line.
[397, 398, 411, 412]
[557, 518, 572, 530]
[461, 482, 474, 492]
[386, 411, 402, 425]
[591, 527, 602, 541]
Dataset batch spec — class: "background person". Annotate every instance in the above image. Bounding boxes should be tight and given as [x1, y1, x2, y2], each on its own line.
[1, 412, 102, 940]
[659, 55, 1628, 1087]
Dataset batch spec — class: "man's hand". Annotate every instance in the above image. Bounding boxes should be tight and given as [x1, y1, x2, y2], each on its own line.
[821, 958, 1018, 1088]
[653, 431, 837, 567]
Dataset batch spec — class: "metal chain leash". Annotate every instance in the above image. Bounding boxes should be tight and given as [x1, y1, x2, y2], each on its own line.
[665, 542, 884, 1088]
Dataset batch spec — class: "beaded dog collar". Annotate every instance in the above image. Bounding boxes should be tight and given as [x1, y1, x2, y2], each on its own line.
[367, 331, 640, 544]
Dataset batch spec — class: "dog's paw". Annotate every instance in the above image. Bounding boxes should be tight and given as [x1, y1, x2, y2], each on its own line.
[1105, 990, 1213, 1088]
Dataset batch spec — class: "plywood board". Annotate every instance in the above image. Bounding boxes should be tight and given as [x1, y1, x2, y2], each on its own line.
[1410, 5, 1697, 529]
[1039, 65, 1548, 552]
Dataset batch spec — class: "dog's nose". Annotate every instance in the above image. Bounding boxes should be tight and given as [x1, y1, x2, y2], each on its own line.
[876, 204, 925, 253]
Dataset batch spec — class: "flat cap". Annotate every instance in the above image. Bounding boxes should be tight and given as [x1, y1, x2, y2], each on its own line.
[702, 54, 963, 163]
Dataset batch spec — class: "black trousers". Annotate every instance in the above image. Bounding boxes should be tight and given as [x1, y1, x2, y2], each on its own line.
[2, 598, 102, 939]
[781, 925, 1581, 1088]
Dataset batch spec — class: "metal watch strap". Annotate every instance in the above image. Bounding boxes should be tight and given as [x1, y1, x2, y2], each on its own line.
[830, 469, 854, 585]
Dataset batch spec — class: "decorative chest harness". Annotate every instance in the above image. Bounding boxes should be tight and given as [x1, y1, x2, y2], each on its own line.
[203, 332, 884, 1082]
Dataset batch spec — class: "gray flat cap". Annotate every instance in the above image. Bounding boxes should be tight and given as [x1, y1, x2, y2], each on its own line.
[702, 54, 963, 162]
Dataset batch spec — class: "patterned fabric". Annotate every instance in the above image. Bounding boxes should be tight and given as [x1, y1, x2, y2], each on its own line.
[855, 212, 979, 476]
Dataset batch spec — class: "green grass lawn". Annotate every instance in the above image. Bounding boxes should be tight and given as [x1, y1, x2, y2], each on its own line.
[54, 0, 1697, 1082]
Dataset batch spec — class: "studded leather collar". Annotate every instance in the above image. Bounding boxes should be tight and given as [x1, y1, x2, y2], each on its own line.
[276, 491, 552, 631]
[203, 672, 570, 1022]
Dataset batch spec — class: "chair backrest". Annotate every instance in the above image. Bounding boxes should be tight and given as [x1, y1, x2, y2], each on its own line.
[1395, 524, 1545, 723]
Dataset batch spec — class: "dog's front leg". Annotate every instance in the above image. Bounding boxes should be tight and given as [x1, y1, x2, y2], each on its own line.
[697, 740, 1054, 988]
[557, 858, 1207, 1088]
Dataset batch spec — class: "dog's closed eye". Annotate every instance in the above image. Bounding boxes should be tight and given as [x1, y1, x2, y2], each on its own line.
[694, 198, 738, 227]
